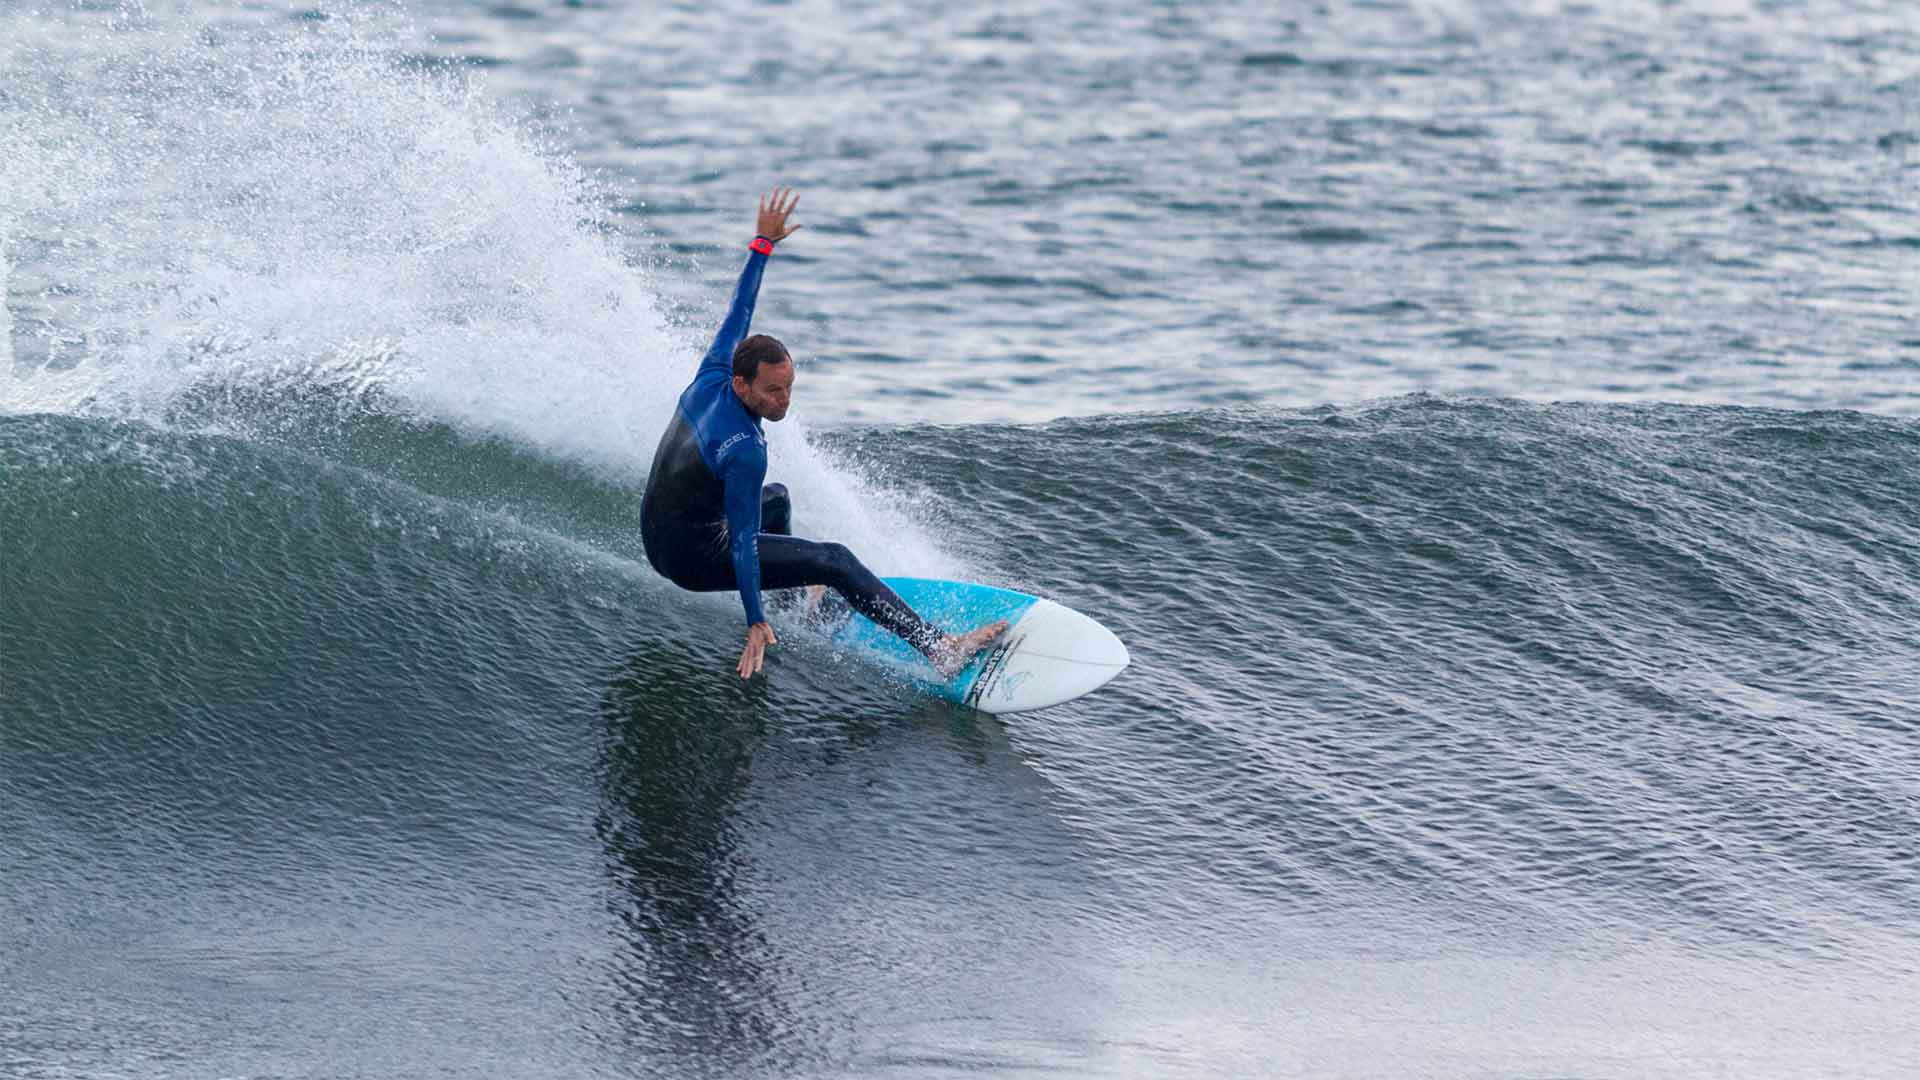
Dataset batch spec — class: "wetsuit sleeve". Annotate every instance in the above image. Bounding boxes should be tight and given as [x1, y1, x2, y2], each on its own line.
[719, 441, 769, 625]
[698, 247, 771, 379]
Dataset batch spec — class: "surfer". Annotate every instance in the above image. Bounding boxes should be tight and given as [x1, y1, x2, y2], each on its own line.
[640, 188, 1007, 680]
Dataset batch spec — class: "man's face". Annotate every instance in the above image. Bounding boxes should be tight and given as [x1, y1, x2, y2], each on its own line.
[734, 358, 794, 422]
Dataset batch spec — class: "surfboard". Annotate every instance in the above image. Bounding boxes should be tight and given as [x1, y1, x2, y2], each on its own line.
[827, 577, 1130, 714]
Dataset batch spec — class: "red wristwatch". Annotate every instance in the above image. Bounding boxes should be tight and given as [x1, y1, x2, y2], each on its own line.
[749, 235, 775, 256]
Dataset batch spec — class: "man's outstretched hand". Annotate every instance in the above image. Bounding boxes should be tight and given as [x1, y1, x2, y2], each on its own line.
[756, 187, 801, 244]
[737, 621, 778, 679]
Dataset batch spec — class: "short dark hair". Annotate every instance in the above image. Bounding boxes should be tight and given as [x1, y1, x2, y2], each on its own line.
[732, 334, 791, 382]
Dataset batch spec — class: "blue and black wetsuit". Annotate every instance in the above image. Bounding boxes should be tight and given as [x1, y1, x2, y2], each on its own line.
[640, 241, 943, 654]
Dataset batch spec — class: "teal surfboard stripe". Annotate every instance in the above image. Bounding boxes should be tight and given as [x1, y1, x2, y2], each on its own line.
[830, 577, 1040, 702]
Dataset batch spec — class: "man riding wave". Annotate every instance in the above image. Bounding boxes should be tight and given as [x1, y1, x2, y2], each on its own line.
[640, 188, 1007, 679]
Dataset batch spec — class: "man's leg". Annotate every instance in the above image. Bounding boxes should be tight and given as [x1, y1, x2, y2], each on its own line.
[760, 482, 835, 615]
[760, 483, 792, 537]
[756, 534, 944, 656]
[659, 518, 1007, 676]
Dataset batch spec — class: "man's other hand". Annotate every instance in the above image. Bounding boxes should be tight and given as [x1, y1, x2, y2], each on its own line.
[737, 621, 778, 679]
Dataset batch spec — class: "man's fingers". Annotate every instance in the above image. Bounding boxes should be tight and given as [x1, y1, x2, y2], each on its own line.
[737, 623, 777, 679]
[755, 187, 799, 239]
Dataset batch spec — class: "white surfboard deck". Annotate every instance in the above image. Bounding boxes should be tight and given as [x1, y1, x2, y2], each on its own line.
[827, 577, 1130, 714]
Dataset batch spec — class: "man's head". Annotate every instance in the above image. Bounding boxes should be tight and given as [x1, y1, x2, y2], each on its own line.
[731, 334, 794, 421]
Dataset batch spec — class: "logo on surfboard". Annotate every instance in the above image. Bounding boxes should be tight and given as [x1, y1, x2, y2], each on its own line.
[997, 671, 1034, 702]
[962, 637, 1023, 708]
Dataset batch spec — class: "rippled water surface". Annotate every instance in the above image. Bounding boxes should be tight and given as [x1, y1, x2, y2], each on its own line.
[3, 2, 1918, 1078]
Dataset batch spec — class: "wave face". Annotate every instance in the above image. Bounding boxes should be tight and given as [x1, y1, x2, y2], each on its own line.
[5, 400, 1919, 1077]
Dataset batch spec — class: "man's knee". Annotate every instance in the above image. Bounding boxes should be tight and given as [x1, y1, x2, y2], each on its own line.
[761, 483, 792, 535]
[818, 541, 858, 578]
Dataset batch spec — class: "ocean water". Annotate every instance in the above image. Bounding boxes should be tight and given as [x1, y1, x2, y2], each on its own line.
[3, 2, 1918, 1078]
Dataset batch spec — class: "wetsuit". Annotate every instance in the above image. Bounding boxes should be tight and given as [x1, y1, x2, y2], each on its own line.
[639, 239, 942, 654]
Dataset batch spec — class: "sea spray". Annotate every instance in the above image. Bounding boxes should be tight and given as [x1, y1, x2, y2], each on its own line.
[0, 0, 961, 579]
[1, 225, 12, 372]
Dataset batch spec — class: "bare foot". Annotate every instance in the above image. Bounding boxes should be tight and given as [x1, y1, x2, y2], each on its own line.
[803, 584, 828, 616]
[930, 619, 1009, 680]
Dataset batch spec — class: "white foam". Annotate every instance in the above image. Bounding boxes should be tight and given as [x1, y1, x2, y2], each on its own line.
[1, 224, 12, 373]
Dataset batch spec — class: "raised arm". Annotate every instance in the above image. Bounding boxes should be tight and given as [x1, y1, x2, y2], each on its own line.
[698, 187, 803, 377]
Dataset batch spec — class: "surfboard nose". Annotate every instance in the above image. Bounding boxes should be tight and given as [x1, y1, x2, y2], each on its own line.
[1077, 610, 1131, 673]
[971, 599, 1129, 713]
